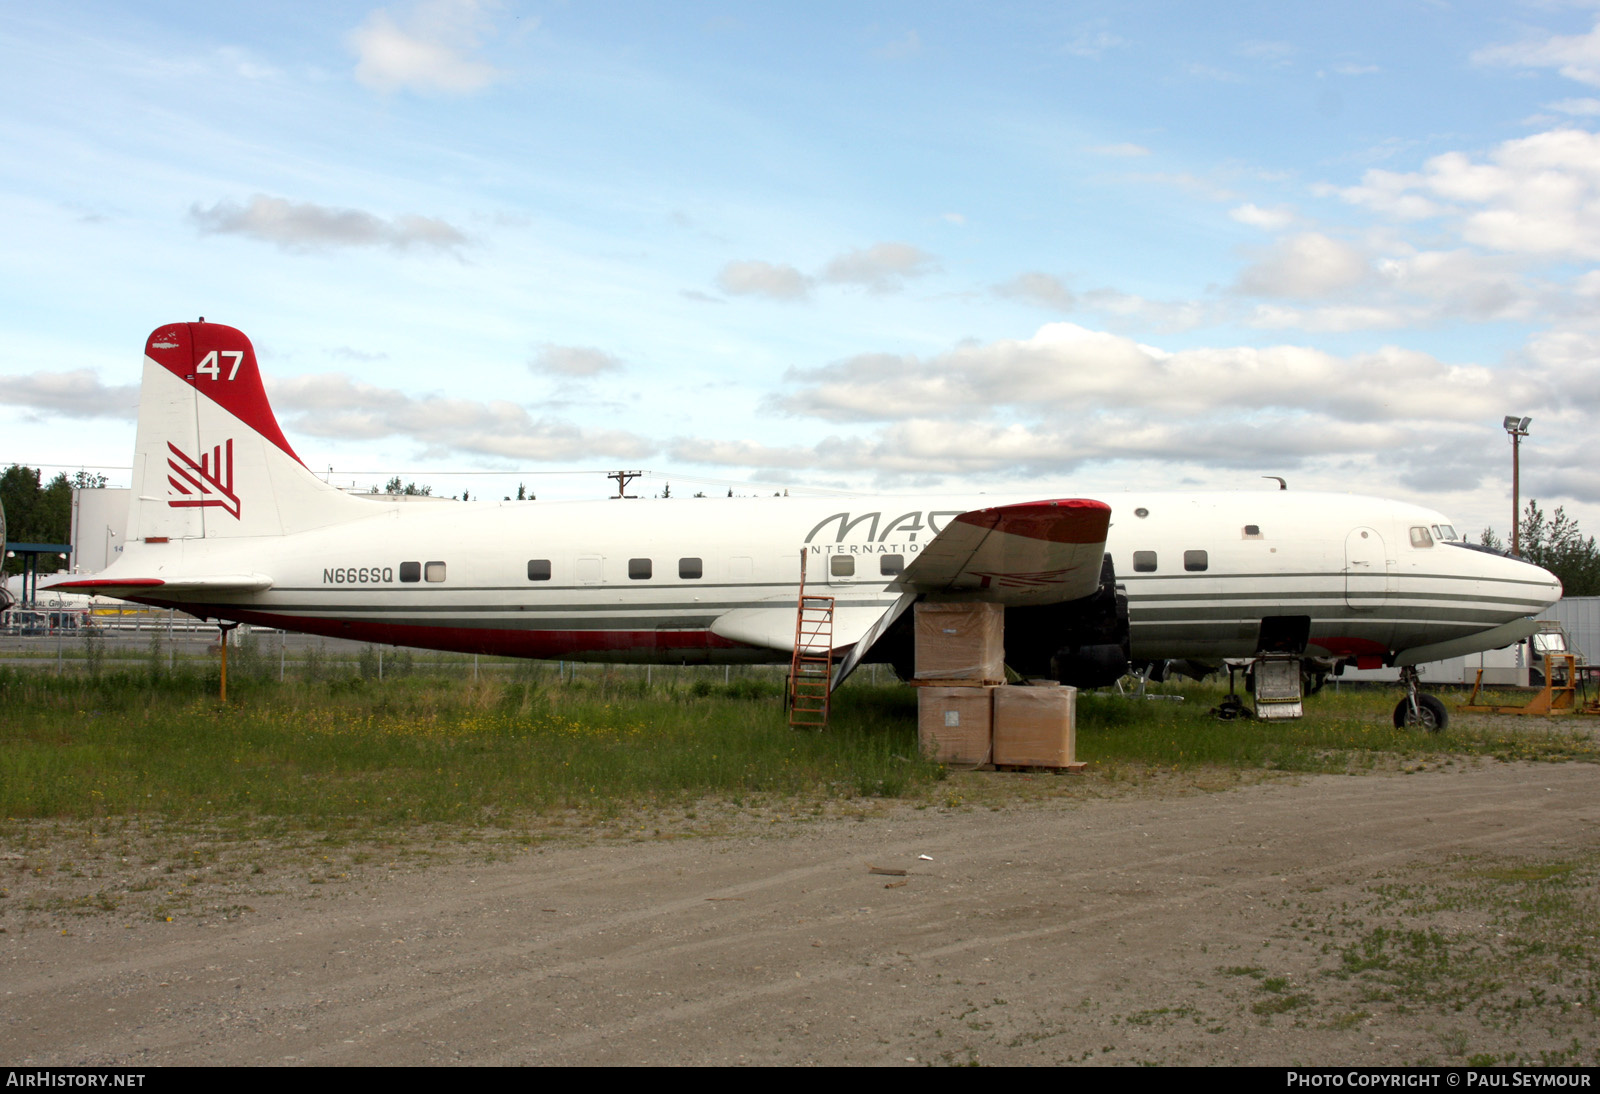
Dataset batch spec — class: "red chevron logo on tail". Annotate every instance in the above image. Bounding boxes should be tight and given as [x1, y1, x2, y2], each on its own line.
[167, 439, 241, 519]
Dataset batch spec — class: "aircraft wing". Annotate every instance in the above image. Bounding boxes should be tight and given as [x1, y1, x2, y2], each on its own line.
[50, 573, 274, 598]
[711, 498, 1111, 659]
[893, 498, 1110, 606]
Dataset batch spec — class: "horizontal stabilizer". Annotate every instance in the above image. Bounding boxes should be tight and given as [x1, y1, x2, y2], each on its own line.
[52, 573, 274, 597]
[896, 498, 1110, 605]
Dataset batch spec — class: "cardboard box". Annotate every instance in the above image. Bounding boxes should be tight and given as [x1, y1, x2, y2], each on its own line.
[992, 684, 1076, 767]
[917, 686, 996, 765]
[913, 601, 1005, 683]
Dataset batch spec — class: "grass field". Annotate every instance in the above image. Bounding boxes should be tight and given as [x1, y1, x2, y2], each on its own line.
[3, 644, 1597, 830]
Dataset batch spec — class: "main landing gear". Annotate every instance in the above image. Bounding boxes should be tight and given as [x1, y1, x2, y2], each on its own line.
[1393, 665, 1448, 732]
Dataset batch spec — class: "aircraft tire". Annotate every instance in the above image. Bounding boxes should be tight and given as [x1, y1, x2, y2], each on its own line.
[1392, 693, 1448, 732]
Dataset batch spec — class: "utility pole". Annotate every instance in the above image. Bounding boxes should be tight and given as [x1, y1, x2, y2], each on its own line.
[607, 470, 643, 499]
[1503, 415, 1531, 555]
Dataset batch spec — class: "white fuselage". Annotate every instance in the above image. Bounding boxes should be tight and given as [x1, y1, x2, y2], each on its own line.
[112, 489, 1561, 667]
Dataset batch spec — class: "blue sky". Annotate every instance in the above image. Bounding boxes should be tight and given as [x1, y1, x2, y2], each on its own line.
[4, 1, 1600, 537]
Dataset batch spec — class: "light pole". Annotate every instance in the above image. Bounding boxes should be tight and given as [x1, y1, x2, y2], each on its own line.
[1503, 415, 1531, 555]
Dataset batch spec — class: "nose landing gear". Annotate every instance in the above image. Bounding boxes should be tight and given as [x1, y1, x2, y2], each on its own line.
[1393, 665, 1448, 731]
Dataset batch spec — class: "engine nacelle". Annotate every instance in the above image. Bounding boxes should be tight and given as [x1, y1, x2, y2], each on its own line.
[1005, 554, 1130, 688]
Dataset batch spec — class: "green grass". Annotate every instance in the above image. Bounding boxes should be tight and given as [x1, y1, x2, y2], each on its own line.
[1076, 681, 1600, 772]
[0, 665, 945, 825]
[2, 658, 1596, 829]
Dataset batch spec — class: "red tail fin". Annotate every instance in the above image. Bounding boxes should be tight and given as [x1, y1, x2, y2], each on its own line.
[144, 321, 303, 466]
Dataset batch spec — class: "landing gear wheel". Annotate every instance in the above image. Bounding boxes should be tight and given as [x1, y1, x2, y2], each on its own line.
[1393, 692, 1448, 732]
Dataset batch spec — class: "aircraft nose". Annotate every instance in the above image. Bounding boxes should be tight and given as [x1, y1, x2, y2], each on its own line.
[1506, 555, 1563, 608]
[1527, 559, 1563, 607]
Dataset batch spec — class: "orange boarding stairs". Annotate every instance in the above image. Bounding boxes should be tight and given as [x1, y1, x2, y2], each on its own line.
[788, 549, 835, 728]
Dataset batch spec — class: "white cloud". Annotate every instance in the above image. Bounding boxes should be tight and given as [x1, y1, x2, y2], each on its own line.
[1338, 129, 1600, 259]
[1078, 289, 1212, 333]
[1334, 169, 1447, 220]
[1475, 18, 1600, 88]
[530, 344, 625, 377]
[1244, 303, 1414, 332]
[767, 322, 1550, 429]
[1234, 233, 1371, 299]
[1378, 249, 1537, 320]
[716, 260, 812, 301]
[0, 370, 138, 419]
[350, 0, 502, 95]
[1228, 203, 1296, 230]
[189, 195, 469, 253]
[269, 373, 655, 461]
[995, 272, 1076, 311]
[717, 242, 939, 301]
[1546, 97, 1600, 116]
[819, 242, 938, 293]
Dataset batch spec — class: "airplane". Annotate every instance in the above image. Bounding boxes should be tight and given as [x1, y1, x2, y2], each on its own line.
[56, 320, 1563, 731]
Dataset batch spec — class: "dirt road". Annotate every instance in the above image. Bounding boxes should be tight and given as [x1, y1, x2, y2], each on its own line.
[4, 759, 1598, 1066]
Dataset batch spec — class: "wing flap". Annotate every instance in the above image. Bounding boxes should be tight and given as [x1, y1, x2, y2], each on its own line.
[896, 498, 1110, 605]
[710, 602, 900, 654]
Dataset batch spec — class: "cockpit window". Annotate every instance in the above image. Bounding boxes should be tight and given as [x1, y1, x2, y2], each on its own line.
[1410, 526, 1434, 548]
[1432, 524, 1457, 542]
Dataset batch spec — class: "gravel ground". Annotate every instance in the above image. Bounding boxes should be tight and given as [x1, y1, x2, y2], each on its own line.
[3, 740, 1598, 1067]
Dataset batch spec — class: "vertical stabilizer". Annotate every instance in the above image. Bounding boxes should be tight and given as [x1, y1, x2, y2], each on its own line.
[128, 321, 376, 541]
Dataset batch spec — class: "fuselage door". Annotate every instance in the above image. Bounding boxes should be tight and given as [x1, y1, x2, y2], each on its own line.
[1344, 527, 1390, 610]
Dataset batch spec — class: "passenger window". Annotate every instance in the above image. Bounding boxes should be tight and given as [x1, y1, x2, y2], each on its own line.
[400, 561, 421, 583]
[1410, 527, 1433, 548]
[830, 556, 855, 577]
[1183, 550, 1208, 572]
[628, 558, 653, 580]
[880, 554, 905, 576]
[679, 557, 703, 579]
[424, 561, 446, 582]
[1133, 551, 1157, 573]
[527, 559, 551, 581]
[1242, 525, 1262, 539]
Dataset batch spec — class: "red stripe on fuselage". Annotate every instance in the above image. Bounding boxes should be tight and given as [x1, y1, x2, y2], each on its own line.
[134, 602, 755, 661]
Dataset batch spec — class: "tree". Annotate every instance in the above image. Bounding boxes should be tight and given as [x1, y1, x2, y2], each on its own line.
[1482, 499, 1600, 596]
[382, 476, 431, 497]
[1, 465, 73, 575]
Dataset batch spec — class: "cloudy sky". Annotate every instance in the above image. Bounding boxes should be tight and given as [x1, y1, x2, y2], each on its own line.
[4, 1, 1600, 536]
